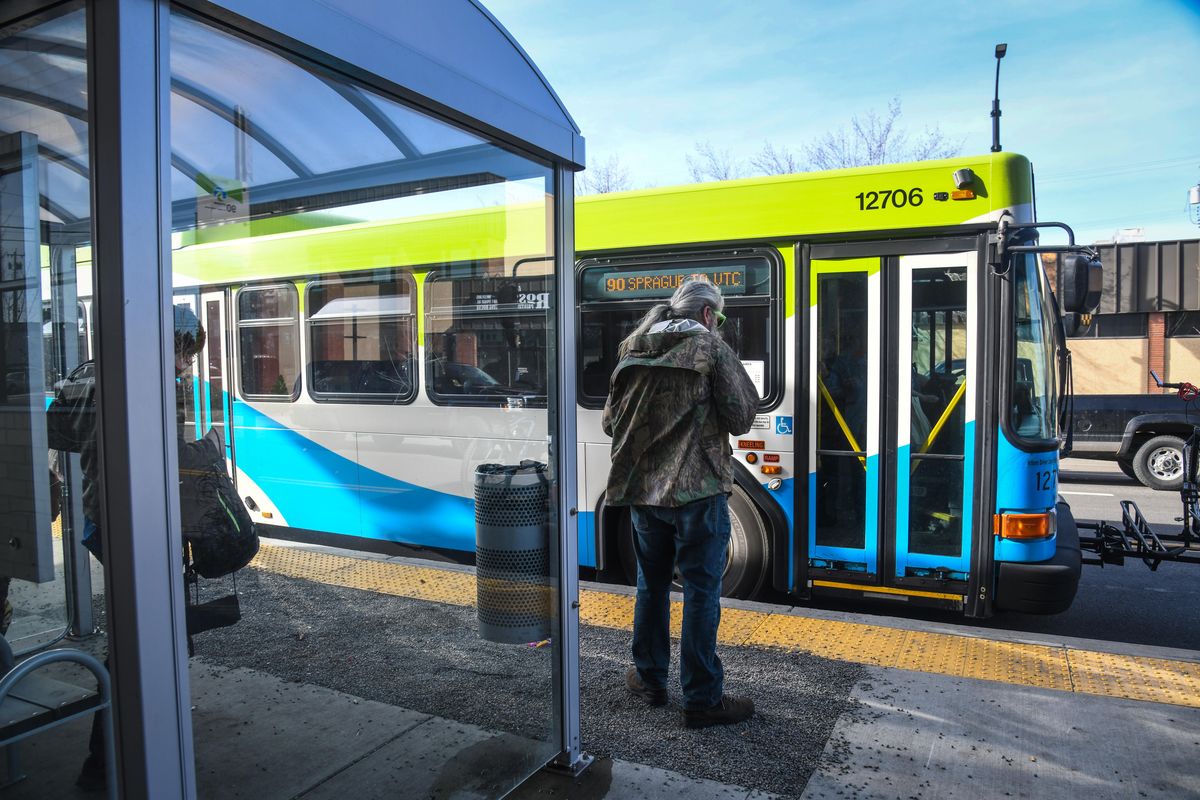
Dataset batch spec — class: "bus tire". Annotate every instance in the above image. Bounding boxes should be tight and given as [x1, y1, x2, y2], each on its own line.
[614, 485, 769, 600]
[1132, 434, 1185, 491]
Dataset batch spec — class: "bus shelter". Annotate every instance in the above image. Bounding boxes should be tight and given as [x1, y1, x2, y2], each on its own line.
[0, 0, 585, 796]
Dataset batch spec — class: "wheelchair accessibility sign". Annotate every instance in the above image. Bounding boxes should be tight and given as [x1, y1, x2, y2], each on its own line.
[775, 416, 793, 435]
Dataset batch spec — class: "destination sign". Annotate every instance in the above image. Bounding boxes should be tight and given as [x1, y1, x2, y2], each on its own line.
[595, 266, 748, 299]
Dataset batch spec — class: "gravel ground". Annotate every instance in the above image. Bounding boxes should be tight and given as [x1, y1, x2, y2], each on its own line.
[191, 567, 865, 799]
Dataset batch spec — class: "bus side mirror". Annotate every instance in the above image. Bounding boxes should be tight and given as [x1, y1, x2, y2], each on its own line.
[1062, 312, 1093, 337]
[1059, 253, 1102, 315]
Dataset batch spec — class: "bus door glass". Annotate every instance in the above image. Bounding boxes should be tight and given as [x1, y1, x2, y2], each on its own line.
[808, 258, 882, 574]
[895, 254, 976, 580]
[174, 289, 232, 456]
[173, 291, 204, 442]
[806, 248, 977, 590]
[201, 289, 232, 460]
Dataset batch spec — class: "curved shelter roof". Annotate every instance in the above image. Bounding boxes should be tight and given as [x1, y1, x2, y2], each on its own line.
[0, 1, 582, 235]
[182, 0, 584, 170]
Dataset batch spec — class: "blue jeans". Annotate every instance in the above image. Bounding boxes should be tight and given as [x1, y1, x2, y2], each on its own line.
[630, 495, 729, 710]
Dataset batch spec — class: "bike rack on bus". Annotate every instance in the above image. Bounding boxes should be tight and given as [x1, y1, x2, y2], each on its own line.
[1077, 376, 1200, 570]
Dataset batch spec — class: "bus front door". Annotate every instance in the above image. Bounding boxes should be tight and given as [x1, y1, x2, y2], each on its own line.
[804, 244, 978, 605]
[175, 289, 234, 466]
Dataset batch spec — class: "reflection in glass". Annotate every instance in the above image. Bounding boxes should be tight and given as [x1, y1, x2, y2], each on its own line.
[815, 273, 867, 550]
[907, 267, 967, 558]
[0, 5, 112, 795]
[169, 10, 560, 799]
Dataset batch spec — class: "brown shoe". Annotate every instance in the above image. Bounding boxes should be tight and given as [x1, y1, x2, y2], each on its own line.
[683, 694, 754, 728]
[626, 666, 667, 706]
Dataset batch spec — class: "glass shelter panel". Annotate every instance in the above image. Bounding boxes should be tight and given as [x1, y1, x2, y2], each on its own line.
[0, 5, 111, 795]
[168, 10, 560, 799]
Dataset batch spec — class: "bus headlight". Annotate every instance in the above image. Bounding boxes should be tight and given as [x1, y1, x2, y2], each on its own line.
[993, 510, 1056, 540]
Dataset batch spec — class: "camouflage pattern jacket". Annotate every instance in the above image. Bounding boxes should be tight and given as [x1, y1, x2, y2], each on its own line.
[603, 318, 758, 507]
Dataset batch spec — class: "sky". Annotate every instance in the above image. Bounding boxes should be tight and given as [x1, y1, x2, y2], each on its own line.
[486, 0, 1200, 245]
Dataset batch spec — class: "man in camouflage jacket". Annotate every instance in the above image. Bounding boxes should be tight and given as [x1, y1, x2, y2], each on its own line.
[603, 307, 759, 727]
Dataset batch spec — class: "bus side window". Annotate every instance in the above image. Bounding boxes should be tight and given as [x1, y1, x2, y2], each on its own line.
[425, 270, 551, 406]
[238, 284, 301, 401]
[306, 270, 417, 404]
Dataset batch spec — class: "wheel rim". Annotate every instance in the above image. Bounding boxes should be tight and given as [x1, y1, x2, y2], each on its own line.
[1148, 447, 1183, 481]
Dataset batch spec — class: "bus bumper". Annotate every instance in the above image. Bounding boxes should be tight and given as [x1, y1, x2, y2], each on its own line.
[993, 501, 1081, 614]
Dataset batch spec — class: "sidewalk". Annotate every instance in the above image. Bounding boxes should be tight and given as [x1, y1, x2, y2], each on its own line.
[800, 666, 1199, 799]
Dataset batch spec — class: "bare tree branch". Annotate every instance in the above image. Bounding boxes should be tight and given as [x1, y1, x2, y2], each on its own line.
[685, 140, 746, 182]
[804, 98, 962, 170]
[578, 154, 632, 195]
[749, 141, 802, 175]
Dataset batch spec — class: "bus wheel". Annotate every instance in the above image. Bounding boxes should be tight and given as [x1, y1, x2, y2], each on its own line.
[723, 485, 769, 599]
[1132, 435, 1185, 491]
[614, 486, 769, 600]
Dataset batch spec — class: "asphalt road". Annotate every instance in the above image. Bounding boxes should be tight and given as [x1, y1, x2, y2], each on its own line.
[786, 456, 1200, 652]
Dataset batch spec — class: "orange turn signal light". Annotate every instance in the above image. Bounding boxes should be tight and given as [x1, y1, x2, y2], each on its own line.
[951, 189, 976, 200]
[745, 452, 758, 464]
[761, 465, 782, 475]
[993, 512, 1055, 540]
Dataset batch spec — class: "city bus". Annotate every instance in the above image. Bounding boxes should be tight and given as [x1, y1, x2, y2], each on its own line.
[157, 151, 1096, 618]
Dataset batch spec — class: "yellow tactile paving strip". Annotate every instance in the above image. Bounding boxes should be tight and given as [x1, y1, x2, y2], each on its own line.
[249, 542, 1200, 709]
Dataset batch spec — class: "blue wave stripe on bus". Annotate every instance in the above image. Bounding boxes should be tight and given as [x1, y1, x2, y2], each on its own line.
[578, 510, 597, 568]
[765, 477, 796, 586]
[233, 402, 476, 551]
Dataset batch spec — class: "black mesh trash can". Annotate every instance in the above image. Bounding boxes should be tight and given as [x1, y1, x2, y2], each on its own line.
[474, 460, 551, 644]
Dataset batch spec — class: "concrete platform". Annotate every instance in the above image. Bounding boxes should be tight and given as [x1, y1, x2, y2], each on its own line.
[801, 667, 1200, 799]
[6, 540, 1200, 798]
[2, 659, 774, 799]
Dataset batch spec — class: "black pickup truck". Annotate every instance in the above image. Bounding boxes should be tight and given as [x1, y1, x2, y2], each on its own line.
[1071, 392, 1200, 490]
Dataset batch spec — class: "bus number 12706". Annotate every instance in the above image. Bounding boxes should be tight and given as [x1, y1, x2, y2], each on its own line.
[856, 188, 923, 210]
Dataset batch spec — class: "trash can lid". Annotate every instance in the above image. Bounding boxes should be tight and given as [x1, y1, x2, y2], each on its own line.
[475, 460, 549, 488]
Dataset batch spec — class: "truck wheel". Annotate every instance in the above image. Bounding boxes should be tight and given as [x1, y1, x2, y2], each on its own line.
[1116, 458, 1137, 481]
[615, 485, 769, 599]
[1132, 435, 1185, 491]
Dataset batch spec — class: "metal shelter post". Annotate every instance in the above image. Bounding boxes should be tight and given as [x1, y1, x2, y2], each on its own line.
[550, 164, 590, 776]
[89, 0, 196, 796]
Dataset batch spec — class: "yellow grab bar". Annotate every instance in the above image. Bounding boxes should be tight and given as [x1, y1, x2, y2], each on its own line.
[911, 380, 967, 475]
[817, 377, 866, 470]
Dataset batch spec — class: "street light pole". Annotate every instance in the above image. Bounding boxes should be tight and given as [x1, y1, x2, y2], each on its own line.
[991, 43, 1007, 153]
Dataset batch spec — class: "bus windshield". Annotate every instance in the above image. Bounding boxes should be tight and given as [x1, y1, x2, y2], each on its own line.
[1011, 254, 1059, 443]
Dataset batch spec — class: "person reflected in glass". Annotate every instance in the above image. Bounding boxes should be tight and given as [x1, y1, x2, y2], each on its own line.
[65, 305, 206, 791]
[602, 278, 759, 728]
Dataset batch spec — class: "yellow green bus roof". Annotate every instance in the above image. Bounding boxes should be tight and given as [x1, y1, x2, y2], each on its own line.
[577, 152, 1031, 251]
[170, 152, 1031, 286]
